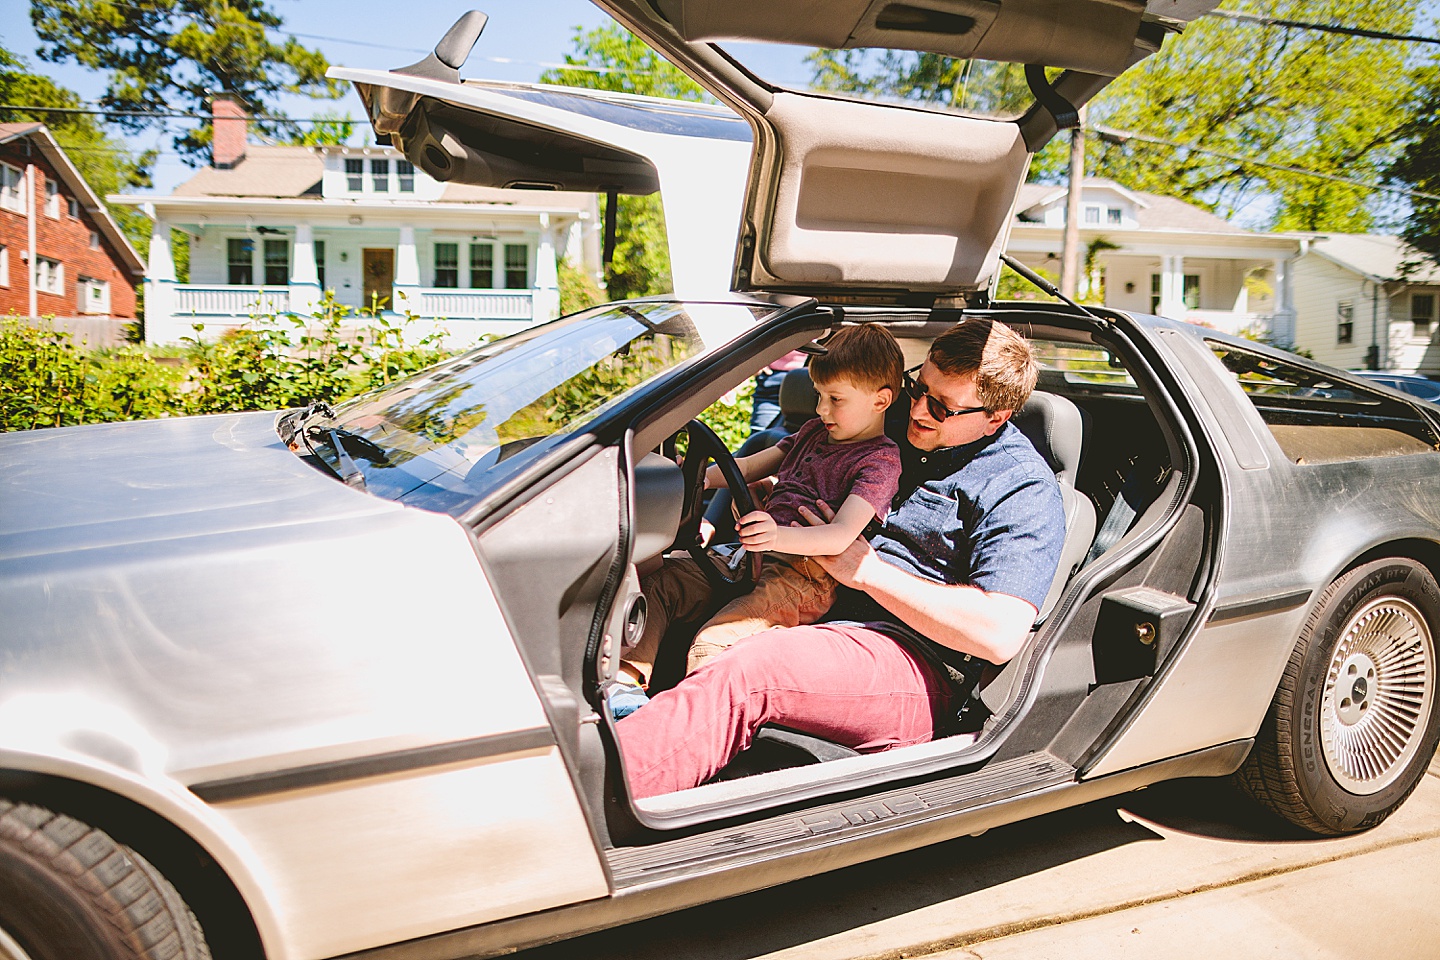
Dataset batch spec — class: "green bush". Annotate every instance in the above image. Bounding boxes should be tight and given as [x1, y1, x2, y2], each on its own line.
[1, 301, 453, 433]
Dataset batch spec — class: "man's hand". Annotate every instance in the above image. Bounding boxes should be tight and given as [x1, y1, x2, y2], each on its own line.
[737, 509, 780, 552]
[796, 500, 877, 589]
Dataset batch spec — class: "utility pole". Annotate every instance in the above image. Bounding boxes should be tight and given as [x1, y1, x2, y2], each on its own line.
[1060, 105, 1087, 300]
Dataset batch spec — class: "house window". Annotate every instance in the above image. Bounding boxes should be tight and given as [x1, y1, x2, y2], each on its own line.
[263, 239, 289, 286]
[44, 180, 60, 218]
[315, 239, 326, 289]
[1, 163, 24, 213]
[434, 242, 459, 287]
[89, 231, 100, 250]
[1107, 207, 1123, 225]
[0, 245, 8, 286]
[345, 158, 364, 191]
[370, 158, 390, 193]
[397, 160, 415, 193]
[1084, 206, 1100, 225]
[1337, 300, 1354, 344]
[469, 243, 494, 288]
[35, 256, 63, 295]
[68, 197, 80, 219]
[77, 276, 110, 314]
[504, 243, 528, 289]
[1413, 292, 1436, 340]
[227, 238, 255, 285]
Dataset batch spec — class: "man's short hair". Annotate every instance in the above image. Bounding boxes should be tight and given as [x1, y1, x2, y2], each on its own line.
[809, 324, 904, 395]
[928, 318, 1038, 413]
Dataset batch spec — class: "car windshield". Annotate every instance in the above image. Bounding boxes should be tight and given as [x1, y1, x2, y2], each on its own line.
[317, 300, 774, 513]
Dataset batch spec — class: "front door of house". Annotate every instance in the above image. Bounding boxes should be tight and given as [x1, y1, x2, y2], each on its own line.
[362, 248, 394, 313]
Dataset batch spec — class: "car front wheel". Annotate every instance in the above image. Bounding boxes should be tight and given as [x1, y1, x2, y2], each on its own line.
[0, 799, 211, 960]
[1238, 558, 1440, 835]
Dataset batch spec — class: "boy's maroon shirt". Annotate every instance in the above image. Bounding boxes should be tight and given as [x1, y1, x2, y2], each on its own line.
[765, 417, 902, 529]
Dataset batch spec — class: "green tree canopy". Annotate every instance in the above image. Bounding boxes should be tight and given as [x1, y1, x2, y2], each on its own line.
[285, 111, 356, 147]
[540, 24, 710, 298]
[30, 0, 340, 164]
[0, 43, 152, 248]
[1388, 44, 1440, 270]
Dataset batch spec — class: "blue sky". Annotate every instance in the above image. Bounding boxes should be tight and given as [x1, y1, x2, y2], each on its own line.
[0, 1, 809, 195]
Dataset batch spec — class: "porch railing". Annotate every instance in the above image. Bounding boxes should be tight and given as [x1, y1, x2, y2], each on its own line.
[175, 285, 291, 316]
[416, 288, 533, 320]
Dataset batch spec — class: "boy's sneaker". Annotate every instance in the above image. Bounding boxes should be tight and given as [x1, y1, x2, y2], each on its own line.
[607, 681, 650, 720]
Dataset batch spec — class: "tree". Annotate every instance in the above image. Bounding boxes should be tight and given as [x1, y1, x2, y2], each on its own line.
[806, 0, 1423, 231]
[1388, 45, 1440, 270]
[30, 0, 340, 165]
[0, 44, 153, 248]
[540, 24, 708, 297]
[285, 111, 356, 148]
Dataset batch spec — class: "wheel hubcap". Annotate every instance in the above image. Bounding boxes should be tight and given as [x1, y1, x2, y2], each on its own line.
[1321, 596, 1435, 794]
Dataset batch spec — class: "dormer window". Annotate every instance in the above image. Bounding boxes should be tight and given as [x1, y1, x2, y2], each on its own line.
[371, 159, 390, 192]
[397, 160, 415, 193]
[1107, 207, 1123, 225]
[345, 159, 363, 191]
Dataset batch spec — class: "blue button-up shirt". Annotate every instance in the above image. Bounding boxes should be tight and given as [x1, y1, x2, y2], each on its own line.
[827, 411, 1066, 679]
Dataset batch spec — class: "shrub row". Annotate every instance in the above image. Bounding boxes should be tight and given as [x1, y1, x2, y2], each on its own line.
[1, 296, 452, 432]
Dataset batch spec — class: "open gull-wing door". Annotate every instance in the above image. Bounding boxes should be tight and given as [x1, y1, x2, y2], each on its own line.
[592, 0, 1223, 304]
[330, 58, 753, 297]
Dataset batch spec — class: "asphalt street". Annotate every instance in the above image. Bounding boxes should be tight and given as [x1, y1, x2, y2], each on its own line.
[519, 754, 1440, 960]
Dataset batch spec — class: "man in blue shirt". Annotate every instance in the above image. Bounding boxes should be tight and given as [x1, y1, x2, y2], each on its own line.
[616, 318, 1067, 798]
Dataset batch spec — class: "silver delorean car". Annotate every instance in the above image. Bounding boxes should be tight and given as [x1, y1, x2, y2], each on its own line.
[4, 3, 1440, 959]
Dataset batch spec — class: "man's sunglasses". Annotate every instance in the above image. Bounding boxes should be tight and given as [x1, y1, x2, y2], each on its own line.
[903, 366, 988, 422]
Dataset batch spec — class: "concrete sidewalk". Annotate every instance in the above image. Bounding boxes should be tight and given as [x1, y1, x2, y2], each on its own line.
[520, 757, 1440, 960]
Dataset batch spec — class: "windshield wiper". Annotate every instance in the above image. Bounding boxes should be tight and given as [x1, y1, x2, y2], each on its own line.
[310, 427, 368, 491]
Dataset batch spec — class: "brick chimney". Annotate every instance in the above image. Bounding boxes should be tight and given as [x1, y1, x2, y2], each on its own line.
[211, 94, 248, 169]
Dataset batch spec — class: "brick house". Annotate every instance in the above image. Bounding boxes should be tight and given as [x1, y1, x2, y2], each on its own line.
[0, 123, 145, 344]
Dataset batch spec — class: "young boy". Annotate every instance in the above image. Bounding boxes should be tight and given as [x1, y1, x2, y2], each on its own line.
[614, 324, 904, 715]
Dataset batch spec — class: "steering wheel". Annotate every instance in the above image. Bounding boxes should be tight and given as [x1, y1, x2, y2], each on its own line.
[672, 419, 762, 594]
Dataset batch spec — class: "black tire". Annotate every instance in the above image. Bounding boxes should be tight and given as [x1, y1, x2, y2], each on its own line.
[1237, 558, 1440, 835]
[0, 799, 211, 960]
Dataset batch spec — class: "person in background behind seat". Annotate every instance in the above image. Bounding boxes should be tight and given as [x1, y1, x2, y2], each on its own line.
[616, 318, 1066, 798]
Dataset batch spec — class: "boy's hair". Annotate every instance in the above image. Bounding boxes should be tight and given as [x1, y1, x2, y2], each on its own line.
[928, 318, 1037, 413]
[808, 324, 904, 395]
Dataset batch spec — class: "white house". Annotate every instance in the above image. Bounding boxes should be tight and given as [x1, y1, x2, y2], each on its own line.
[1005, 178, 1304, 339]
[113, 96, 601, 347]
[1289, 233, 1440, 375]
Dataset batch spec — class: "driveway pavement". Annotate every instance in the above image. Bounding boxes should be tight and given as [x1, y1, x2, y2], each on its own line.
[519, 755, 1440, 960]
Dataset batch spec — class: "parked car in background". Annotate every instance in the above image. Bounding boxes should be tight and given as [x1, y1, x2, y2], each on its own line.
[1353, 370, 1440, 404]
[5, 4, 1440, 960]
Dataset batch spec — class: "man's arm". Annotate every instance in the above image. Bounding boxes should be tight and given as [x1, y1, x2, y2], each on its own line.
[796, 501, 1037, 664]
[737, 494, 875, 557]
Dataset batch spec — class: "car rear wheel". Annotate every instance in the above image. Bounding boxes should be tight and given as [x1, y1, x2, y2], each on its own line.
[1237, 558, 1440, 835]
[0, 799, 211, 960]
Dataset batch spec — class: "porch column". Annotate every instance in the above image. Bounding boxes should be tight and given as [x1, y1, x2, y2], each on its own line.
[1158, 254, 1187, 320]
[394, 225, 420, 314]
[1271, 256, 1296, 346]
[533, 213, 561, 323]
[290, 223, 321, 316]
[144, 211, 179, 344]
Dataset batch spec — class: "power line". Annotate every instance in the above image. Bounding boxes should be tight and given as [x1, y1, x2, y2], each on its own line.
[0, 103, 350, 124]
[1207, 9, 1440, 45]
[1091, 123, 1440, 202]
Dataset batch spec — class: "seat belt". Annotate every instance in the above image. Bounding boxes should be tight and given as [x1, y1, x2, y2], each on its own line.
[1085, 461, 1170, 565]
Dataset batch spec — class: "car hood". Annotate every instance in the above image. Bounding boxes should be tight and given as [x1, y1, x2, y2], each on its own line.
[0, 412, 394, 563]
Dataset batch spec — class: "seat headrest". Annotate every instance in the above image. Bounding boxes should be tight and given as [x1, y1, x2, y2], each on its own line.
[1012, 391, 1084, 485]
[778, 368, 817, 433]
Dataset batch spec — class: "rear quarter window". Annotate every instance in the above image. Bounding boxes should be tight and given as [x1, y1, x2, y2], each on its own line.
[1209, 342, 1440, 465]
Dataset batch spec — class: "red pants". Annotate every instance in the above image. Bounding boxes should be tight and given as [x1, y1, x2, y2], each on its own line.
[615, 623, 956, 799]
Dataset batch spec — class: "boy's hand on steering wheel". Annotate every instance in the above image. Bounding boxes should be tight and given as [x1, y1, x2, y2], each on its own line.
[737, 509, 779, 552]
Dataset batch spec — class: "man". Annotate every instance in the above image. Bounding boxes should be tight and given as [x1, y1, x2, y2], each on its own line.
[616, 318, 1067, 798]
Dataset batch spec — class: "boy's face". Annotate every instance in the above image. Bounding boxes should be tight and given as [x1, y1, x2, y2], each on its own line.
[812, 376, 893, 443]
